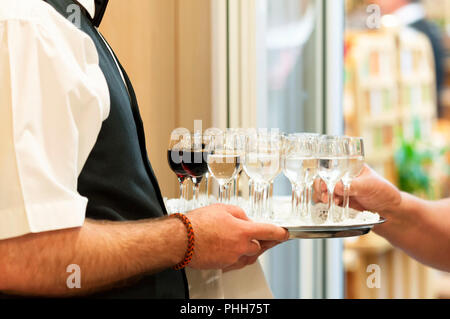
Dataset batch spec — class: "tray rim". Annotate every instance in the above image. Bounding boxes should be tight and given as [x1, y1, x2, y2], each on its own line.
[280, 217, 387, 232]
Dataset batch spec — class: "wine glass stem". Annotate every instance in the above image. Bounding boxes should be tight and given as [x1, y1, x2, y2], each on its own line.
[192, 181, 200, 207]
[263, 183, 269, 220]
[205, 173, 209, 201]
[343, 182, 351, 219]
[327, 184, 336, 223]
[291, 184, 297, 217]
[305, 184, 312, 219]
[251, 182, 264, 219]
[233, 176, 239, 203]
[178, 178, 187, 212]
[218, 183, 227, 203]
[291, 184, 303, 219]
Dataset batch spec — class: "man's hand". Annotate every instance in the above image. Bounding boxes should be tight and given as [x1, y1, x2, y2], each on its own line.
[314, 165, 402, 214]
[186, 204, 289, 271]
[314, 164, 450, 272]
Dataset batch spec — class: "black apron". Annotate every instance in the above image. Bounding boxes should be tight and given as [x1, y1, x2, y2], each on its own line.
[39, 0, 189, 298]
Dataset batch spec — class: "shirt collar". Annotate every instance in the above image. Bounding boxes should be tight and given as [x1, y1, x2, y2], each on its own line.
[76, 0, 95, 20]
[393, 3, 426, 26]
[75, 0, 109, 27]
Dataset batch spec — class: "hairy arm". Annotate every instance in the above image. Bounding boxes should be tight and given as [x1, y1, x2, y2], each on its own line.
[332, 165, 450, 272]
[0, 204, 288, 297]
[374, 194, 450, 272]
[0, 218, 187, 297]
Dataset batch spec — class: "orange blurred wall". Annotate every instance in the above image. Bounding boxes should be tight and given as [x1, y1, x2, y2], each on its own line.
[100, 0, 213, 199]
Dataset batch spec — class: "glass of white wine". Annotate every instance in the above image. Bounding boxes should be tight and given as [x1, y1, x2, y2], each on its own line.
[341, 137, 365, 219]
[207, 133, 242, 203]
[244, 130, 282, 220]
[225, 128, 247, 204]
[317, 135, 349, 223]
[203, 128, 224, 205]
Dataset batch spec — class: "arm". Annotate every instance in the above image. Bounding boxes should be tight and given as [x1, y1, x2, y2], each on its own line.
[0, 218, 187, 297]
[0, 204, 288, 297]
[334, 165, 450, 272]
[374, 193, 450, 272]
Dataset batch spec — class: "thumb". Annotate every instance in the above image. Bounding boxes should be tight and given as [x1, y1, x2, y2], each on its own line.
[247, 222, 289, 242]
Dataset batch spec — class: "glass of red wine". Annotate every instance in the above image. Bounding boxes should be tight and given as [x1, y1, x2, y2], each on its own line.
[181, 131, 209, 209]
[168, 128, 191, 212]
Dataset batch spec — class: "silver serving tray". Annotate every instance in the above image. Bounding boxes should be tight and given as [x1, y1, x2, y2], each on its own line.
[281, 218, 387, 239]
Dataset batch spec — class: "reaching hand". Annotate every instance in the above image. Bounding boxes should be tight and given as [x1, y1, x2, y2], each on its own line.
[334, 165, 402, 214]
[314, 165, 402, 214]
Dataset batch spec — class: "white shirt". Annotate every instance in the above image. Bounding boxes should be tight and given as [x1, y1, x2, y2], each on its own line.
[0, 0, 110, 240]
[393, 3, 426, 26]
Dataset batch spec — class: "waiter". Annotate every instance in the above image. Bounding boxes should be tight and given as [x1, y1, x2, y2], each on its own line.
[0, 0, 288, 298]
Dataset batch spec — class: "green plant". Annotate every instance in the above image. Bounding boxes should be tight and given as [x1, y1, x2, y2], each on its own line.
[394, 138, 434, 198]
[394, 118, 449, 199]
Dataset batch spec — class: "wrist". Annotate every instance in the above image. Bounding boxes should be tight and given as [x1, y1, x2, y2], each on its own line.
[375, 191, 423, 237]
[163, 217, 189, 267]
[170, 213, 195, 270]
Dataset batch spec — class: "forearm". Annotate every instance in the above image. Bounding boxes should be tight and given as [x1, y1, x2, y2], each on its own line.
[374, 193, 450, 272]
[0, 217, 186, 297]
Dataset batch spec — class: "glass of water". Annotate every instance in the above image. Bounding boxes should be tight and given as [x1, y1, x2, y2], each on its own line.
[282, 134, 313, 220]
[244, 130, 282, 220]
[341, 137, 365, 219]
[317, 135, 349, 223]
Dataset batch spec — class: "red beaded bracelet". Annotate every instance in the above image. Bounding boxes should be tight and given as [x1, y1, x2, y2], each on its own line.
[171, 213, 195, 270]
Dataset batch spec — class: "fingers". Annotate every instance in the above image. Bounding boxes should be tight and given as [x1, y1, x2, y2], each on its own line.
[245, 239, 262, 257]
[223, 241, 283, 272]
[259, 240, 284, 250]
[334, 181, 344, 196]
[246, 222, 289, 242]
[223, 255, 258, 273]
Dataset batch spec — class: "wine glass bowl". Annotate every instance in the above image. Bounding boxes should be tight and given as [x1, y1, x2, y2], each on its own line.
[181, 132, 209, 209]
[168, 128, 191, 212]
[207, 133, 242, 203]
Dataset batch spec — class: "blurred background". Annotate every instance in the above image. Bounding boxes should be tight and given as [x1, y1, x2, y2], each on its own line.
[344, 0, 450, 299]
[99, 0, 449, 299]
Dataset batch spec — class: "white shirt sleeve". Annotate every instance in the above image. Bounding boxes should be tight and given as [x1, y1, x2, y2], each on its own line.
[0, 1, 110, 240]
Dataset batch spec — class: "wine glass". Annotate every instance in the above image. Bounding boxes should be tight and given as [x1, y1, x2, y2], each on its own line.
[181, 132, 208, 209]
[302, 134, 320, 219]
[282, 133, 318, 219]
[168, 128, 191, 212]
[207, 133, 242, 203]
[203, 128, 224, 204]
[244, 130, 282, 220]
[282, 134, 313, 221]
[226, 128, 247, 204]
[341, 137, 365, 219]
[317, 135, 349, 223]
